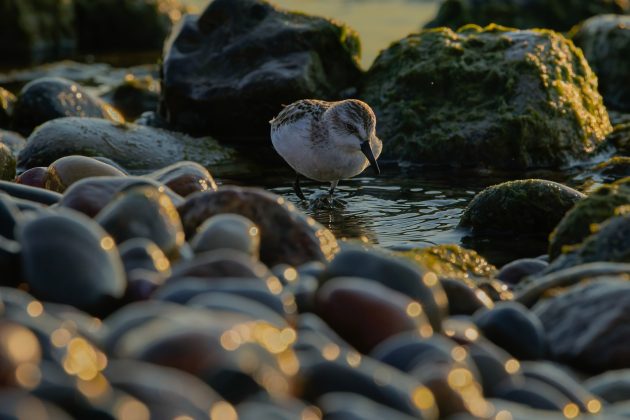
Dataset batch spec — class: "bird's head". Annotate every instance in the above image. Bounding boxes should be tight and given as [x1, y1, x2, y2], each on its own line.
[326, 99, 382, 175]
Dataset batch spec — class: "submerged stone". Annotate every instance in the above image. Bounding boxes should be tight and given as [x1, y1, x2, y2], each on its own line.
[160, 0, 362, 140]
[459, 179, 584, 237]
[425, 0, 630, 32]
[571, 15, 630, 112]
[17, 117, 237, 173]
[11, 77, 123, 136]
[360, 25, 612, 169]
[549, 178, 630, 259]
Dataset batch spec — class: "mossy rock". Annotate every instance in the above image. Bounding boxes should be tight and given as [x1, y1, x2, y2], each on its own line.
[571, 15, 630, 113]
[590, 157, 630, 183]
[547, 210, 630, 272]
[398, 244, 498, 281]
[459, 179, 585, 237]
[0, 0, 76, 63]
[0, 143, 16, 181]
[160, 0, 362, 140]
[605, 123, 630, 155]
[0, 88, 16, 130]
[360, 25, 612, 169]
[74, 0, 184, 52]
[426, 0, 629, 32]
[549, 177, 630, 259]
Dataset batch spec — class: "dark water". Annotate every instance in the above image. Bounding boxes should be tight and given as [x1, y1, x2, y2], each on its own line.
[244, 161, 589, 266]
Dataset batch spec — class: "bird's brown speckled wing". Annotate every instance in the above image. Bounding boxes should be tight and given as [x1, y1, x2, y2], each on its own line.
[270, 99, 330, 129]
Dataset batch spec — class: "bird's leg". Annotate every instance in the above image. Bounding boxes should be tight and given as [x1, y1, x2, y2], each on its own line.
[328, 180, 339, 201]
[293, 173, 306, 200]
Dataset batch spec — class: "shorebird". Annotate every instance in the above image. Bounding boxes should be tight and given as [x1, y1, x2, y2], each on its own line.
[269, 99, 382, 200]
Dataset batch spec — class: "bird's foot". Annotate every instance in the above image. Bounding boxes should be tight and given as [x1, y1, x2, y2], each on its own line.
[308, 191, 346, 210]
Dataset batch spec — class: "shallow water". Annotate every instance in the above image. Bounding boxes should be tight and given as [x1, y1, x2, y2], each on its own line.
[242, 161, 585, 266]
[184, 0, 441, 68]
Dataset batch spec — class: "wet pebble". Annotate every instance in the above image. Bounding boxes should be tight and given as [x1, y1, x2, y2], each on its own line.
[315, 277, 433, 353]
[473, 302, 547, 360]
[11, 77, 124, 136]
[96, 185, 185, 259]
[18, 209, 126, 314]
[191, 213, 260, 258]
[44, 155, 126, 193]
[497, 258, 549, 285]
[322, 248, 447, 332]
[178, 186, 339, 267]
[59, 176, 182, 218]
[146, 161, 217, 197]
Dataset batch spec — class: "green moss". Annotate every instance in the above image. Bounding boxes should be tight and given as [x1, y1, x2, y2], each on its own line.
[360, 25, 612, 169]
[549, 177, 630, 259]
[0, 144, 16, 181]
[398, 244, 497, 282]
[459, 179, 585, 236]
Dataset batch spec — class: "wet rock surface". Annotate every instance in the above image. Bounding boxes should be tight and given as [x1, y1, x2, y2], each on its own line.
[534, 279, 630, 373]
[17, 117, 237, 173]
[571, 14, 630, 113]
[11, 77, 124, 136]
[160, 0, 362, 140]
[360, 25, 612, 169]
[549, 178, 630, 260]
[459, 179, 584, 237]
[178, 186, 339, 267]
[425, 0, 630, 32]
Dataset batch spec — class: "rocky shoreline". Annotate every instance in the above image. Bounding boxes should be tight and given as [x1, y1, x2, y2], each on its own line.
[0, 0, 629, 418]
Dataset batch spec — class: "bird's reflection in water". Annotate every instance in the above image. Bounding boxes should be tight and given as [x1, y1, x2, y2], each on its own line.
[298, 191, 379, 244]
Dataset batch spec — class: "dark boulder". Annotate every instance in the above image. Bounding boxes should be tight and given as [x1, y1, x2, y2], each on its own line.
[571, 14, 630, 112]
[160, 0, 362, 140]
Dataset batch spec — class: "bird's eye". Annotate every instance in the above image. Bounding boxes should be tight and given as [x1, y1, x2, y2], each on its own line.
[345, 123, 356, 133]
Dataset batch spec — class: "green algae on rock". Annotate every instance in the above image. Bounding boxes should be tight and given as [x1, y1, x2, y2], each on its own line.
[459, 179, 585, 236]
[590, 157, 630, 183]
[546, 211, 630, 272]
[398, 244, 497, 281]
[0, 144, 16, 181]
[360, 25, 612, 169]
[160, 0, 362, 140]
[17, 117, 238, 173]
[425, 0, 630, 32]
[549, 177, 630, 260]
[571, 15, 630, 113]
[607, 123, 630, 155]
[0, 88, 16, 130]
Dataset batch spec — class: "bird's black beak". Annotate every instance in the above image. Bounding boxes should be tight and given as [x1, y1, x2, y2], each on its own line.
[360, 140, 380, 175]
